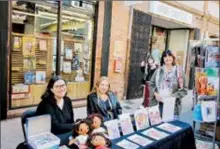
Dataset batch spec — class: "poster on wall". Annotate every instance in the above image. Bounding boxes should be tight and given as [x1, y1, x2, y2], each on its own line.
[23, 37, 35, 57]
[36, 71, 46, 84]
[23, 57, 36, 70]
[195, 68, 219, 96]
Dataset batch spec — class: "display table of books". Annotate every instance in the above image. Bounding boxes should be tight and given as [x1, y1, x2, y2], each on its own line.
[111, 120, 196, 149]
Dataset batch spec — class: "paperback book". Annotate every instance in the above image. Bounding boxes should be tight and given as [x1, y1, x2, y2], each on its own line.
[134, 108, 150, 130]
[116, 139, 139, 149]
[127, 134, 153, 146]
[119, 113, 134, 135]
[157, 123, 181, 133]
[104, 119, 121, 140]
[142, 128, 169, 140]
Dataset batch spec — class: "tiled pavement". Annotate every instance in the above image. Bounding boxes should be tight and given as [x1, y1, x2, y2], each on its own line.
[1, 90, 218, 149]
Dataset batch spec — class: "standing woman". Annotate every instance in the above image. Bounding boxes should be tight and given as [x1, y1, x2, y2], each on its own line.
[36, 76, 75, 146]
[149, 49, 188, 119]
[140, 56, 158, 107]
[87, 76, 122, 121]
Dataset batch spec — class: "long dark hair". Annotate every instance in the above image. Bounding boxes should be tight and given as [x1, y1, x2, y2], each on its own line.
[87, 133, 111, 148]
[41, 75, 66, 105]
[160, 49, 176, 66]
[146, 55, 156, 71]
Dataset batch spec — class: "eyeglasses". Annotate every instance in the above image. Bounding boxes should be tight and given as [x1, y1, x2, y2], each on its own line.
[54, 84, 66, 89]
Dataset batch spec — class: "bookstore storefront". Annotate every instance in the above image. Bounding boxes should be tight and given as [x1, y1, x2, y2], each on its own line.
[148, 1, 192, 70]
[9, 1, 96, 109]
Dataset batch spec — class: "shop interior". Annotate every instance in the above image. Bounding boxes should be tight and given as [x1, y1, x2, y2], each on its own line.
[10, 1, 95, 108]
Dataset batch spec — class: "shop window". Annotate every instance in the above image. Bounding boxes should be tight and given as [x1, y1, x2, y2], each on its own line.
[10, 1, 95, 108]
[151, 26, 168, 65]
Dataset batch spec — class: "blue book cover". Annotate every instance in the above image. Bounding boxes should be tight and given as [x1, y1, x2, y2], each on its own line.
[24, 72, 35, 85]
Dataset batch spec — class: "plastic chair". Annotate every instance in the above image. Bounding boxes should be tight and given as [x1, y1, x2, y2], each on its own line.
[21, 108, 37, 142]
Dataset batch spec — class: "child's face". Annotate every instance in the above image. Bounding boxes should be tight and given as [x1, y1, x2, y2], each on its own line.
[92, 116, 101, 129]
[77, 123, 89, 135]
[91, 135, 106, 147]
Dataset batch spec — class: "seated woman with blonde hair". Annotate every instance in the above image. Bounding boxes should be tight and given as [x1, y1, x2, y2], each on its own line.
[87, 76, 122, 121]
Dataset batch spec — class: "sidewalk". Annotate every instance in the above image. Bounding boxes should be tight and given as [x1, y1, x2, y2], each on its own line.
[1, 90, 215, 149]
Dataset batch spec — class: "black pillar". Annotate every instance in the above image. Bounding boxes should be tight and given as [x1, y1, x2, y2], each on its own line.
[0, 1, 9, 120]
[101, 0, 112, 76]
[56, 1, 62, 75]
[90, 2, 99, 90]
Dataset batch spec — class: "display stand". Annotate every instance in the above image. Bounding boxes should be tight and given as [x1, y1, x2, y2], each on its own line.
[191, 39, 220, 149]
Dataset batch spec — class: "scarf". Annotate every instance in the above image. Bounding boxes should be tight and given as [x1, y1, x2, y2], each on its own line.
[156, 65, 184, 91]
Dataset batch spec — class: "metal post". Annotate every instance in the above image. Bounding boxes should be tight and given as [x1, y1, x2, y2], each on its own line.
[56, 0, 62, 75]
[100, 0, 112, 77]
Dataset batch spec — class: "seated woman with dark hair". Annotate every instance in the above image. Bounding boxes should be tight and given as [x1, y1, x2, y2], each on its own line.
[36, 76, 75, 146]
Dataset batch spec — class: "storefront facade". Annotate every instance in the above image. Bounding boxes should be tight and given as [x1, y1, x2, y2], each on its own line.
[94, 1, 219, 100]
[1, 1, 219, 119]
[0, 1, 98, 119]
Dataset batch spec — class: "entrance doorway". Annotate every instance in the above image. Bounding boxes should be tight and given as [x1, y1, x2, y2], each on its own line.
[126, 10, 152, 100]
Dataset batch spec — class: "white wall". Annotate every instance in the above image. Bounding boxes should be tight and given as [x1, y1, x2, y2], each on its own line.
[177, 1, 204, 12]
[208, 1, 219, 19]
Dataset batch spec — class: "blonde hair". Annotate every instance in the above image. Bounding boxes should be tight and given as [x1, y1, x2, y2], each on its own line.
[91, 76, 111, 93]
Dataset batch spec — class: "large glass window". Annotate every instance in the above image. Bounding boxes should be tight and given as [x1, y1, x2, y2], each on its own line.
[10, 1, 95, 108]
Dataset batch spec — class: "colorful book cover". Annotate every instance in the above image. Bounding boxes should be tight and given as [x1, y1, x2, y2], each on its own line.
[36, 71, 46, 84]
[148, 106, 162, 126]
[71, 56, 80, 70]
[127, 134, 153, 146]
[12, 84, 29, 93]
[63, 61, 71, 73]
[157, 123, 181, 133]
[39, 40, 47, 51]
[119, 113, 134, 135]
[65, 48, 73, 60]
[13, 36, 21, 50]
[195, 68, 219, 96]
[74, 43, 83, 53]
[104, 119, 120, 140]
[116, 139, 139, 149]
[142, 128, 169, 140]
[24, 72, 35, 84]
[201, 100, 216, 122]
[23, 57, 36, 70]
[23, 37, 35, 57]
[205, 46, 220, 68]
[134, 108, 150, 130]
